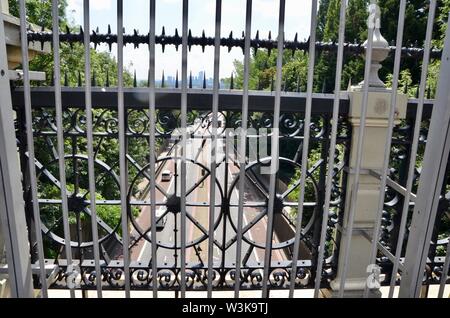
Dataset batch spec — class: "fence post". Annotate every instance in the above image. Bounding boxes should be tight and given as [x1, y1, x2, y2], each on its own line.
[0, 1, 33, 298]
[324, 4, 408, 297]
[399, 14, 450, 298]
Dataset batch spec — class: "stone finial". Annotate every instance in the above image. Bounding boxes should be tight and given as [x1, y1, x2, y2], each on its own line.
[361, 2, 389, 90]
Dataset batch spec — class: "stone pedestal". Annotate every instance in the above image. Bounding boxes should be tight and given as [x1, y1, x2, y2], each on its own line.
[325, 86, 407, 297]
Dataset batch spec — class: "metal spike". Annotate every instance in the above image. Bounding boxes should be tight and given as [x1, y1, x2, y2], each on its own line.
[108, 24, 111, 34]
[292, 33, 298, 57]
[416, 86, 419, 98]
[174, 28, 180, 51]
[228, 31, 233, 52]
[253, 30, 260, 55]
[175, 70, 179, 88]
[161, 27, 166, 53]
[267, 32, 272, 56]
[50, 70, 54, 86]
[257, 78, 261, 90]
[188, 29, 193, 51]
[201, 30, 206, 52]
[161, 70, 165, 88]
[242, 31, 245, 38]
[322, 79, 326, 93]
[189, 71, 193, 88]
[106, 70, 110, 87]
[404, 83, 408, 94]
[270, 75, 274, 92]
[133, 29, 139, 49]
[203, 72, 206, 89]
[92, 27, 98, 50]
[96, 26, 99, 33]
[78, 71, 82, 87]
[134, 70, 137, 87]
[427, 85, 431, 99]
[64, 71, 68, 86]
[92, 70, 97, 87]
[65, 25, 73, 49]
[230, 72, 234, 90]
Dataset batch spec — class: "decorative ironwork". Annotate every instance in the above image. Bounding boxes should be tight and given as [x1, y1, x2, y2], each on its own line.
[14, 89, 352, 291]
[27, 28, 443, 60]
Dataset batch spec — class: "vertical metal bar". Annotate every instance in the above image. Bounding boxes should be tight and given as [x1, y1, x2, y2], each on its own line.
[117, 0, 131, 298]
[313, 0, 346, 298]
[289, 0, 318, 298]
[261, 0, 285, 298]
[180, 0, 188, 298]
[337, 10, 376, 299]
[51, 0, 75, 298]
[400, 11, 450, 298]
[234, 0, 252, 298]
[0, 1, 33, 298]
[387, 0, 436, 298]
[18, 0, 48, 298]
[207, 0, 222, 298]
[148, 0, 158, 298]
[83, 0, 102, 298]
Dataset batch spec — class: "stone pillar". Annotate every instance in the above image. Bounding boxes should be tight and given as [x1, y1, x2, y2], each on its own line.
[1, 0, 8, 14]
[322, 2, 408, 297]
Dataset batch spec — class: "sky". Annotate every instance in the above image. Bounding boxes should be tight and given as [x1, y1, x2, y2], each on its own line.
[66, 0, 314, 81]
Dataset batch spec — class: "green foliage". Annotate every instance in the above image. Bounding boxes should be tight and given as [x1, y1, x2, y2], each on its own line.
[11, 0, 141, 252]
[231, 49, 309, 92]
[9, 0, 68, 29]
[317, 0, 331, 41]
[9, 0, 133, 86]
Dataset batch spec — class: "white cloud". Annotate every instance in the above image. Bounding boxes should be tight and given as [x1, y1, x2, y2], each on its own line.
[67, 0, 82, 14]
[67, 0, 112, 14]
[91, 0, 112, 11]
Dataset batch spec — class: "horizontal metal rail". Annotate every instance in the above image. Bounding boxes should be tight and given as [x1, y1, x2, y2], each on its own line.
[26, 29, 443, 60]
[11, 88, 434, 118]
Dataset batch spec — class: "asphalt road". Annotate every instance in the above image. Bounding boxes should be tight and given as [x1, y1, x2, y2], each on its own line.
[129, 118, 287, 267]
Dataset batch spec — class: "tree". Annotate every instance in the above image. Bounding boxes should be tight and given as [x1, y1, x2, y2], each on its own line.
[231, 0, 448, 97]
[8, 0, 138, 255]
[315, 0, 368, 93]
[9, 0, 68, 29]
[8, 0, 133, 87]
[317, 0, 332, 41]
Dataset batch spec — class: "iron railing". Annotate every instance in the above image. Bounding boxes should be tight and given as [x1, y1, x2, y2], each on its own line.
[0, 0, 449, 298]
